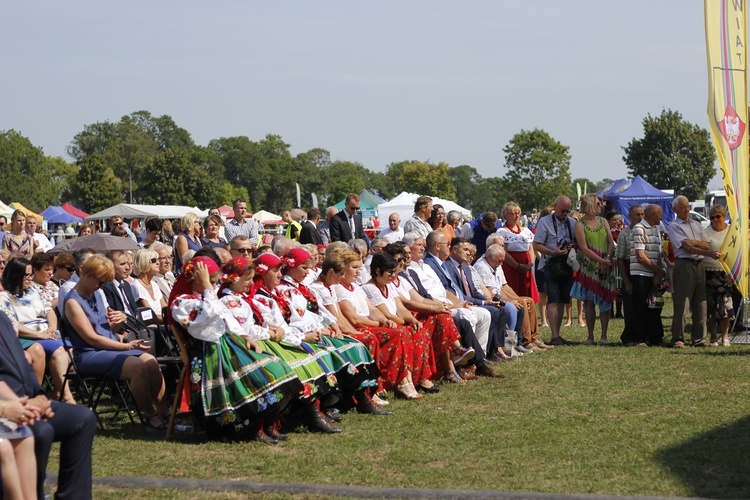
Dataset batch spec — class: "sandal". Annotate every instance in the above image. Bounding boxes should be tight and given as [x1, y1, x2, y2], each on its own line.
[722, 339, 731, 347]
[144, 414, 167, 432]
[443, 370, 465, 384]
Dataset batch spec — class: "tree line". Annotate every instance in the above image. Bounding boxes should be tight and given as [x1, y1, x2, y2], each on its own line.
[0, 108, 715, 215]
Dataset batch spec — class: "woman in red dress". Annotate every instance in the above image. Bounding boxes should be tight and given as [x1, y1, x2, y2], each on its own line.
[496, 202, 539, 302]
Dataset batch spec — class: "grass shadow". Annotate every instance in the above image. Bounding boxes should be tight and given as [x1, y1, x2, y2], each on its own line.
[655, 414, 750, 498]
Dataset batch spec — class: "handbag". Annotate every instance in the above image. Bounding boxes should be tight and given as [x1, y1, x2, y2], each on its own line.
[119, 314, 157, 355]
[546, 254, 573, 281]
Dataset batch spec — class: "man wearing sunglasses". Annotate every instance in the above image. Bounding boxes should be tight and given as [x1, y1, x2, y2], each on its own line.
[532, 196, 577, 346]
[329, 193, 366, 244]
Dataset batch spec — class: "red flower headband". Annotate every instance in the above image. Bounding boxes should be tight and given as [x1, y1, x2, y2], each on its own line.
[182, 256, 221, 278]
[254, 253, 282, 277]
[283, 247, 312, 269]
[221, 257, 253, 285]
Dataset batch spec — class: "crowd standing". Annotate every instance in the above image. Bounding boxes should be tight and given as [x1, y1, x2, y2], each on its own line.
[0, 189, 741, 497]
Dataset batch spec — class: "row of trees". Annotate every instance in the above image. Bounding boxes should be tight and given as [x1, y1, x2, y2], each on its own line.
[0, 109, 715, 215]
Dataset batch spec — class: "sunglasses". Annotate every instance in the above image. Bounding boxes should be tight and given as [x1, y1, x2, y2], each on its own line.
[64, 266, 75, 273]
[234, 248, 253, 254]
[710, 215, 724, 220]
[24, 273, 34, 278]
[150, 258, 159, 263]
[348, 205, 360, 211]
[0, 222, 5, 227]
[396, 257, 407, 263]
[560, 209, 571, 214]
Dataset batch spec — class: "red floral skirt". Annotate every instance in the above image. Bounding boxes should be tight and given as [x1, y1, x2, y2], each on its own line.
[414, 312, 461, 379]
[355, 325, 412, 390]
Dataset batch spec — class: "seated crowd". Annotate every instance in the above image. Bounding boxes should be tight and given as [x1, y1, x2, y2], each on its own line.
[0, 190, 723, 495]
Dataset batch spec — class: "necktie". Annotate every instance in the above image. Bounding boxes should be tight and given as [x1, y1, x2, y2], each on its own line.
[119, 282, 132, 314]
[349, 215, 355, 236]
[458, 265, 472, 297]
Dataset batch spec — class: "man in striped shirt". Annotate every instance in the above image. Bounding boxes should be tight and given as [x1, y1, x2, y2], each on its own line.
[629, 204, 666, 346]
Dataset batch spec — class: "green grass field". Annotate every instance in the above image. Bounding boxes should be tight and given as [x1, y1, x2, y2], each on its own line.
[51, 297, 750, 498]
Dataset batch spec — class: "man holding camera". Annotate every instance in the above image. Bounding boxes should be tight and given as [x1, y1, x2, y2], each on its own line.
[532, 196, 577, 346]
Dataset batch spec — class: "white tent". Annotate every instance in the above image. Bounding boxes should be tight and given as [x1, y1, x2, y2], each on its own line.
[85, 204, 209, 221]
[377, 192, 472, 228]
[0, 200, 13, 218]
[252, 210, 283, 224]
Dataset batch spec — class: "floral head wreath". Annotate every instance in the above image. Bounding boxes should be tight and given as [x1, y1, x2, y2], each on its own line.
[221, 257, 253, 285]
[182, 256, 221, 279]
[282, 247, 312, 270]
[254, 253, 282, 278]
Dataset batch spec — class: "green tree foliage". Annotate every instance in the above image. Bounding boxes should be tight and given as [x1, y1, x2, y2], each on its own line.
[502, 128, 572, 211]
[395, 160, 457, 201]
[622, 109, 716, 200]
[67, 110, 195, 203]
[140, 148, 220, 207]
[321, 160, 370, 206]
[72, 153, 124, 213]
[0, 130, 69, 211]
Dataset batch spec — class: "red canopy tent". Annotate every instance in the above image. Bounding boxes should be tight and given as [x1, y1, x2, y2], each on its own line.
[218, 205, 234, 218]
[61, 202, 90, 219]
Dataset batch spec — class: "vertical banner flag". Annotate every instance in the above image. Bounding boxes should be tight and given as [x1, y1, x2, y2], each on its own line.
[705, 0, 749, 297]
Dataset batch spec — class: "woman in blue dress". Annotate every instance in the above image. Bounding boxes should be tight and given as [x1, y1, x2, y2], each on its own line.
[173, 212, 203, 274]
[62, 254, 169, 431]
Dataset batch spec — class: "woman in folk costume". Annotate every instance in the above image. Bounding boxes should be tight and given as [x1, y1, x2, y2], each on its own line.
[168, 256, 303, 444]
[278, 247, 387, 415]
[247, 253, 350, 432]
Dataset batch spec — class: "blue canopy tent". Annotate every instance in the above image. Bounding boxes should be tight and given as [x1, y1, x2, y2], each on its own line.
[40, 206, 83, 224]
[596, 178, 629, 198]
[602, 176, 674, 227]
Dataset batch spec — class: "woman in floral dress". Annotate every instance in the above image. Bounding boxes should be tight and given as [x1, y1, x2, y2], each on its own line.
[570, 194, 617, 345]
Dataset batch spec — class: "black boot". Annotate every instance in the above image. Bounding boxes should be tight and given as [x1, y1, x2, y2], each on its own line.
[252, 429, 279, 445]
[355, 392, 392, 415]
[264, 418, 288, 442]
[303, 402, 342, 433]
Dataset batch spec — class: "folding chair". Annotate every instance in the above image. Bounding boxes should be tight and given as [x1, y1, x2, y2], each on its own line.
[165, 323, 192, 440]
[58, 318, 143, 430]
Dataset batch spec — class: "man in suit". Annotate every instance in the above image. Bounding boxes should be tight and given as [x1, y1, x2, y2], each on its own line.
[330, 193, 366, 244]
[102, 250, 138, 315]
[0, 311, 96, 499]
[423, 231, 509, 363]
[299, 207, 323, 245]
[444, 237, 519, 356]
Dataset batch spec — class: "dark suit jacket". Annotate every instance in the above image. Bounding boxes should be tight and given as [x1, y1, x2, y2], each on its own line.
[423, 252, 461, 297]
[329, 210, 365, 243]
[400, 269, 433, 300]
[0, 311, 44, 398]
[299, 220, 323, 245]
[442, 258, 488, 306]
[102, 280, 138, 314]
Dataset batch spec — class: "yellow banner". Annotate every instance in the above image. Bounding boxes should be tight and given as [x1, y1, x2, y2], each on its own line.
[705, 0, 749, 298]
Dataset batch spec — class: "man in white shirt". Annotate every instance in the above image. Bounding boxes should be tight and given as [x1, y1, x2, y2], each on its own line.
[26, 216, 53, 252]
[379, 213, 405, 243]
[474, 244, 549, 351]
[224, 198, 261, 247]
[404, 234, 503, 378]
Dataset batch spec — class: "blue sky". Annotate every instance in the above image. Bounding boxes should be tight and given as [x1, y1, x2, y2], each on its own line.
[0, 1, 729, 189]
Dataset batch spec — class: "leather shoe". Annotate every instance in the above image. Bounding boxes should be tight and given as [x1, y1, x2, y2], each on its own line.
[457, 367, 479, 380]
[252, 430, 279, 445]
[264, 425, 288, 442]
[476, 365, 506, 378]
